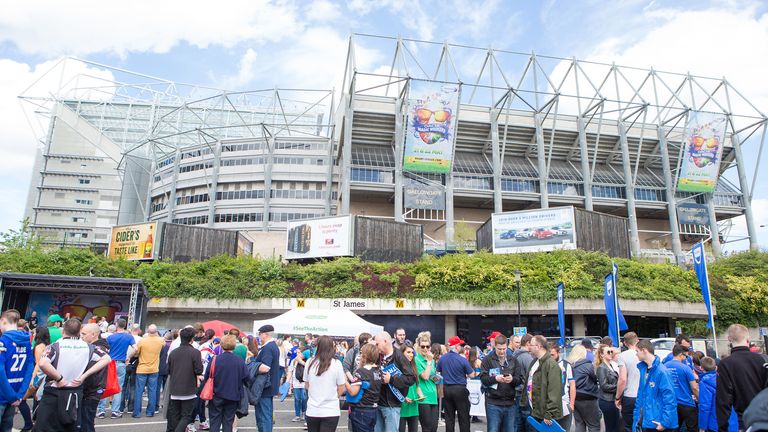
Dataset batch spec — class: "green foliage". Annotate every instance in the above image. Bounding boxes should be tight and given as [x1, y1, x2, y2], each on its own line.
[0, 219, 41, 251]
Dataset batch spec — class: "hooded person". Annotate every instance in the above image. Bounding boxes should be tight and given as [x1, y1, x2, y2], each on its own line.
[0, 309, 35, 431]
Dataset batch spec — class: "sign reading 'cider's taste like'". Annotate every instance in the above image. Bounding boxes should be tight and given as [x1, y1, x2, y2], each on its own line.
[109, 222, 157, 260]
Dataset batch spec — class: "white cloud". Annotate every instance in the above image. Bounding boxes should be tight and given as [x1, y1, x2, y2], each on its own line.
[723, 198, 768, 252]
[219, 48, 258, 90]
[305, 0, 342, 22]
[0, 0, 303, 57]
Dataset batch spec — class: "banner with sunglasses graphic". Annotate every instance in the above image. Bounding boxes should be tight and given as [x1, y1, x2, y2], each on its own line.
[403, 80, 461, 174]
[27, 292, 127, 324]
[677, 111, 728, 193]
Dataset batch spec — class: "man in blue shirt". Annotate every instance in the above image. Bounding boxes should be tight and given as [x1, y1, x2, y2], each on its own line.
[254, 324, 281, 432]
[666, 344, 699, 432]
[437, 336, 477, 432]
[98, 319, 136, 418]
[663, 334, 694, 370]
[0, 309, 34, 432]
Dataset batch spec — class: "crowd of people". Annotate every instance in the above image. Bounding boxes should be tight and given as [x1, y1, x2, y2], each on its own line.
[0, 310, 767, 432]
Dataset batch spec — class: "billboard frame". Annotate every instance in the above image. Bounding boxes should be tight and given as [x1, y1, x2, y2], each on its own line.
[490, 206, 578, 255]
[285, 215, 354, 260]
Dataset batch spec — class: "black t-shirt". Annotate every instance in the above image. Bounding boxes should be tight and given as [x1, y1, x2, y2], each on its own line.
[28, 317, 38, 330]
[352, 366, 383, 408]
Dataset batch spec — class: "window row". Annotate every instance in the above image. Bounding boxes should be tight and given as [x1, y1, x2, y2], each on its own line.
[221, 157, 265, 167]
[274, 141, 328, 151]
[181, 148, 212, 160]
[173, 215, 209, 225]
[177, 193, 210, 205]
[214, 212, 264, 223]
[222, 142, 263, 153]
[179, 161, 214, 174]
[158, 157, 175, 168]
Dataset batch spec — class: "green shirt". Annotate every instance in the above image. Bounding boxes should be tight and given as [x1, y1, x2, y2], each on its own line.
[400, 382, 420, 417]
[234, 343, 248, 360]
[48, 326, 62, 344]
[415, 352, 438, 405]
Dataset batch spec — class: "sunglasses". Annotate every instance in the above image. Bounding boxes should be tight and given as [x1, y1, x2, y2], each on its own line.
[60, 304, 119, 322]
[415, 108, 451, 123]
[420, 345, 430, 349]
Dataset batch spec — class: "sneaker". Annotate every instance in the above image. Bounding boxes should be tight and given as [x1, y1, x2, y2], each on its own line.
[146, 412, 155, 417]
[199, 421, 210, 430]
[111, 412, 123, 419]
[186, 425, 197, 432]
[96, 412, 105, 419]
[292, 416, 302, 422]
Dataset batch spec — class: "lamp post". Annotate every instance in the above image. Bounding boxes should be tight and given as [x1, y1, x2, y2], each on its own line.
[514, 269, 522, 328]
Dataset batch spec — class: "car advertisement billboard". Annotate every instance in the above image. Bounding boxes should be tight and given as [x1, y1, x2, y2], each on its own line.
[677, 111, 727, 193]
[285, 215, 353, 260]
[109, 222, 158, 260]
[492, 207, 577, 254]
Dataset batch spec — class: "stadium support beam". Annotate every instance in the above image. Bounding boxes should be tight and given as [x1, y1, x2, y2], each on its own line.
[656, 127, 684, 264]
[577, 116, 593, 211]
[207, 140, 222, 227]
[490, 109, 503, 213]
[143, 157, 155, 221]
[534, 113, 548, 208]
[618, 121, 641, 256]
[706, 193, 722, 257]
[262, 137, 275, 231]
[341, 93, 353, 215]
[165, 148, 181, 223]
[445, 172, 454, 249]
[731, 132, 759, 250]
[394, 93, 405, 222]
[324, 136, 334, 216]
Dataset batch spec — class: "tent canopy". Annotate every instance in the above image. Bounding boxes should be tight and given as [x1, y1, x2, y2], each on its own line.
[253, 308, 383, 337]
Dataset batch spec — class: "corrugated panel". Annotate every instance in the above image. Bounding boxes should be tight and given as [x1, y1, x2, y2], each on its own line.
[160, 223, 238, 262]
[574, 208, 630, 258]
[353, 216, 423, 263]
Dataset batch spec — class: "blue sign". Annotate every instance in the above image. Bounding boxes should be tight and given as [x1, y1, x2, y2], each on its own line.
[692, 242, 714, 329]
[604, 263, 628, 347]
[513, 327, 527, 337]
[677, 202, 710, 225]
[556, 283, 565, 347]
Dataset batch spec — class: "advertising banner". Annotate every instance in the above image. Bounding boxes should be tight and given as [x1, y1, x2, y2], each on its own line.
[285, 215, 353, 259]
[403, 80, 460, 174]
[109, 222, 158, 260]
[404, 178, 445, 210]
[677, 202, 710, 225]
[491, 207, 576, 254]
[677, 111, 728, 193]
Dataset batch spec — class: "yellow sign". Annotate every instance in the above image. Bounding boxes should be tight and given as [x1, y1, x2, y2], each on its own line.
[109, 222, 158, 260]
[395, 299, 405, 309]
[296, 299, 305, 308]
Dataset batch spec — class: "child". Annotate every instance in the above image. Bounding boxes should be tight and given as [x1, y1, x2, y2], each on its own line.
[346, 344, 383, 432]
[698, 356, 738, 432]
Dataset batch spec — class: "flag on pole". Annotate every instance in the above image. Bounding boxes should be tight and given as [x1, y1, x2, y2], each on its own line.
[604, 264, 628, 347]
[692, 242, 715, 329]
[557, 282, 566, 347]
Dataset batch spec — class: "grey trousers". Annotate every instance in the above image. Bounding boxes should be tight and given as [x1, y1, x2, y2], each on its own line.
[573, 399, 602, 432]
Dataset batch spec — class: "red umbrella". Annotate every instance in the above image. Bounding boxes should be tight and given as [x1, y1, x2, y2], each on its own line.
[201, 320, 240, 337]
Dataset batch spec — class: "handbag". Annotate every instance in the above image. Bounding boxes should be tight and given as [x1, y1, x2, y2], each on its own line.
[200, 357, 216, 401]
[101, 360, 120, 399]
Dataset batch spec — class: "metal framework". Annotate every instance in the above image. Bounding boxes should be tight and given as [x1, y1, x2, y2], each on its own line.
[339, 34, 766, 259]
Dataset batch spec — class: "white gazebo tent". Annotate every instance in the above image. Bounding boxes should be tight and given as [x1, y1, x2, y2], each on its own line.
[253, 308, 383, 337]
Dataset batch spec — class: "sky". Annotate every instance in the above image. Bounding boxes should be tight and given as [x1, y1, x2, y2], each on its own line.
[0, 0, 766, 251]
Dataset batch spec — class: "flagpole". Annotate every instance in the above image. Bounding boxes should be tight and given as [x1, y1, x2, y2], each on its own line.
[702, 241, 719, 358]
[612, 261, 621, 348]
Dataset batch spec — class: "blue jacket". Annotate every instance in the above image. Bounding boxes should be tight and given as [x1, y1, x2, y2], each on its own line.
[698, 371, 739, 432]
[633, 356, 678, 431]
[245, 360, 271, 405]
[0, 330, 34, 404]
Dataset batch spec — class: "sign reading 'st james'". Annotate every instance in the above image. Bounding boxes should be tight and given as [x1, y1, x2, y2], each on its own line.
[677, 111, 727, 193]
[402, 80, 460, 174]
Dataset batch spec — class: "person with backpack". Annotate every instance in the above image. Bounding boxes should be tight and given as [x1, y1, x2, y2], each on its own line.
[549, 343, 575, 432]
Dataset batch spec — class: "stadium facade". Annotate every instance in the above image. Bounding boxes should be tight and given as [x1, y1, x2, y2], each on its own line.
[22, 35, 765, 264]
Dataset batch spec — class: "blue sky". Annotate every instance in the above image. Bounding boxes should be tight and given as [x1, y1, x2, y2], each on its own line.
[0, 0, 766, 250]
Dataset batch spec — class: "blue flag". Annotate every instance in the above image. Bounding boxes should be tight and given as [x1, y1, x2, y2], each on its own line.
[557, 283, 566, 347]
[604, 266, 628, 347]
[692, 242, 714, 329]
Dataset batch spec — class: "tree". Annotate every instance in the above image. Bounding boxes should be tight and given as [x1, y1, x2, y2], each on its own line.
[0, 218, 41, 251]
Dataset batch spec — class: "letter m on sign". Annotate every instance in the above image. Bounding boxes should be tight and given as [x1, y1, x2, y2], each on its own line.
[297, 299, 305, 308]
[395, 299, 405, 309]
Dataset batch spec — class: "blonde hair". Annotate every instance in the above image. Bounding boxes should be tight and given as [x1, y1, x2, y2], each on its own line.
[567, 345, 587, 364]
[221, 334, 237, 351]
[727, 324, 749, 344]
[593, 344, 612, 368]
[417, 331, 432, 346]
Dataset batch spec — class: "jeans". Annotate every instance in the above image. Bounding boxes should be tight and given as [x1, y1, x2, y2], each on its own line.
[306, 415, 340, 432]
[195, 397, 207, 423]
[18, 399, 33, 430]
[573, 398, 601, 432]
[418, 404, 439, 432]
[80, 399, 99, 432]
[677, 404, 698, 432]
[0, 404, 15, 432]
[485, 402, 519, 432]
[121, 365, 137, 412]
[133, 372, 159, 417]
[374, 406, 401, 432]
[349, 406, 377, 432]
[599, 399, 621, 432]
[621, 396, 636, 432]
[157, 374, 168, 408]
[443, 385, 471, 432]
[167, 398, 196, 432]
[256, 396, 274, 432]
[517, 403, 533, 432]
[293, 388, 307, 417]
[208, 397, 238, 432]
[98, 361, 126, 414]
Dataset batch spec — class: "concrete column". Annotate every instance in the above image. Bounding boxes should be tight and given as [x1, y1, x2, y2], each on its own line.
[207, 141, 222, 227]
[165, 148, 182, 223]
[535, 113, 549, 208]
[444, 315, 457, 342]
[490, 109, 503, 213]
[394, 97, 405, 222]
[618, 122, 642, 256]
[143, 158, 156, 221]
[572, 314, 586, 337]
[445, 172, 455, 248]
[324, 137, 334, 215]
[706, 193, 723, 257]
[657, 127, 684, 264]
[731, 133, 760, 250]
[341, 94, 354, 215]
[577, 117, 593, 211]
[262, 137, 275, 231]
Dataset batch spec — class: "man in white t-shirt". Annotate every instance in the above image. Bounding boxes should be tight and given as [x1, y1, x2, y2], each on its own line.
[549, 343, 575, 431]
[616, 331, 641, 432]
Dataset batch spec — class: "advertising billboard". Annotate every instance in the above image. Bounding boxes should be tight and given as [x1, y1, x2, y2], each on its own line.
[285, 215, 353, 260]
[109, 222, 158, 260]
[491, 207, 577, 254]
[404, 178, 445, 210]
[677, 111, 727, 193]
[402, 80, 460, 174]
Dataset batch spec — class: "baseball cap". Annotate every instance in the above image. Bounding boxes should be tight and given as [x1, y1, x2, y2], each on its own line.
[48, 314, 65, 323]
[487, 331, 502, 341]
[448, 336, 465, 347]
[258, 324, 274, 333]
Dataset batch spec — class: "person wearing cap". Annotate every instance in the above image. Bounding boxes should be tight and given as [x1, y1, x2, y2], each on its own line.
[254, 324, 281, 432]
[436, 335, 477, 432]
[480, 333, 521, 432]
[46, 314, 65, 343]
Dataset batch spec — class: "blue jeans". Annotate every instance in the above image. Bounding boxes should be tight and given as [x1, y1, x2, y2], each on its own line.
[486, 402, 519, 432]
[517, 403, 533, 432]
[293, 388, 307, 417]
[349, 406, 378, 432]
[133, 372, 158, 417]
[256, 396, 274, 432]
[98, 361, 126, 414]
[374, 406, 400, 432]
[0, 404, 16, 432]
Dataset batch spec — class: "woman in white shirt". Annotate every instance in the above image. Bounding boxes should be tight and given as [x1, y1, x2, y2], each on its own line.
[303, 336, 346, 432]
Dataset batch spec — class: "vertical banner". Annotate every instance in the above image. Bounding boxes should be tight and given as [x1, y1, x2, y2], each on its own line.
[677, 111, 728, 192]
[557, 282, 566, 347]
[403, 80, 460, 173]
[692, 242, 715, 329]
[604, 264, 628, 347]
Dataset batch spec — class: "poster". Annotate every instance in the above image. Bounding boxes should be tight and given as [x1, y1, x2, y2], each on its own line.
[109, 222, 158, 260]
[492, 207, 577, 254]
[27, 292, 129, 325]
[677, 111, 727, 193]
[403, 178, 445, 210]
[677, 202, 710, 225]
[402, 80, 460, 174]
[467, 379, 486, 417]
[285, 215, 353, 259]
